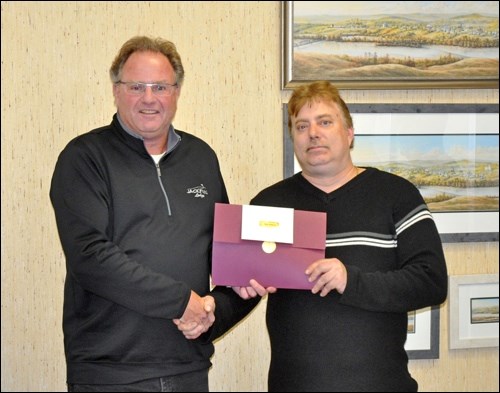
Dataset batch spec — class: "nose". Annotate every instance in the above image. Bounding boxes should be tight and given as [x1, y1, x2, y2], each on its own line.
[308, 123, 319, 139]
[141, 86, 156, 101]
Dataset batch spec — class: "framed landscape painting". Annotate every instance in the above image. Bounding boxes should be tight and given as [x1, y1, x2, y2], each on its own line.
[283, 104, 499, 242]
[282, 1, 499, 89]
[449, 274, 499, 349]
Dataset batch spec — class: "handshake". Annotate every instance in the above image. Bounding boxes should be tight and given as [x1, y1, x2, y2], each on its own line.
[173, 280, 276, 339]
[173, 291, 216, 340]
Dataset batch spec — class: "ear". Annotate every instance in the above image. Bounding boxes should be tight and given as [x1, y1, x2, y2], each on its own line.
[347, 127, 355, 148]
[112, 84, 119, 106]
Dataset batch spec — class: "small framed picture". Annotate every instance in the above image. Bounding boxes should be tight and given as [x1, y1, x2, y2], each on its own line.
[449, 274, 499, 349]
[405, 306, 440, 359]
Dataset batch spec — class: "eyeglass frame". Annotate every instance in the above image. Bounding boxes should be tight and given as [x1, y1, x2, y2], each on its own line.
[115, 81, 179, 96]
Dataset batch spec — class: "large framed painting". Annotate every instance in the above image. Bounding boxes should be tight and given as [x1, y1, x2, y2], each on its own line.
[282, 1, 499, 89]
[283, 104, 499, 242]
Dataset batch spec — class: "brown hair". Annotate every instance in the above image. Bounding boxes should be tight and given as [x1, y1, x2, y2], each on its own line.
[287, 81, 353, 135]
[109, 36, 184, 86]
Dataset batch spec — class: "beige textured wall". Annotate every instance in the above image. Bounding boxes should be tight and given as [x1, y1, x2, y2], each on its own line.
[1, 1, 498, 392]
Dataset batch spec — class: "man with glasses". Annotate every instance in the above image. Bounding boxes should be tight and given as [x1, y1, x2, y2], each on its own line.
[50, 36, 257, 392]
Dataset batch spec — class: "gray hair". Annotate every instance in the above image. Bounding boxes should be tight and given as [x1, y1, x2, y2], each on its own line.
[109, 36, 184, 86]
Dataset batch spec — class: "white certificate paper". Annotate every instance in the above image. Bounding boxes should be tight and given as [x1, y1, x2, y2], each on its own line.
[241, 205, 294, 244]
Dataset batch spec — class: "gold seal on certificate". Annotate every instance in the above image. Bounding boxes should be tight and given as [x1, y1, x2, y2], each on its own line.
[262, 241, 277, 254]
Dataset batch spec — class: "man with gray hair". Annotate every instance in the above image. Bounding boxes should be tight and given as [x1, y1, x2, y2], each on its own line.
[51, 36, 257, 392]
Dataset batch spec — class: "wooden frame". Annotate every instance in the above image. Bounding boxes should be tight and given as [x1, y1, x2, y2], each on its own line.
[282, 1, 499, 90]
[283, 103, 499, 243]
[449, 274, 499, 349]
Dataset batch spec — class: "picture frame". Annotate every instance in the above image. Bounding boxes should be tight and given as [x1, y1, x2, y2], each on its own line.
[405, 306, 440, 359]
[282, 1, 499, 90]
[283, 103, 499, 243]
[449, 274, 499, 349]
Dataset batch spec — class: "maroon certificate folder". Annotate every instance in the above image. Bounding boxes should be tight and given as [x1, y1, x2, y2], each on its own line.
[211, 203, 326, 289]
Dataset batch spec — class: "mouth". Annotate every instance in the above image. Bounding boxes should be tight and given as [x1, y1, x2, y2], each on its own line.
[307, 145, 325, 152]
[139, 109, 159, 115]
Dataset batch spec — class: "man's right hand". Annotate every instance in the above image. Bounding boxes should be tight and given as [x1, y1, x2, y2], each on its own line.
[172, 291, 215, 339]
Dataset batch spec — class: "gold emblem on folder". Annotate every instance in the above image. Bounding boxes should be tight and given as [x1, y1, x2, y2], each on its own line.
[262, 241, 277, 254]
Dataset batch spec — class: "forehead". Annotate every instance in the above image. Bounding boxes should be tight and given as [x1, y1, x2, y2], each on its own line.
[121, 51, 174, 80]
[295, 99, 339, 119]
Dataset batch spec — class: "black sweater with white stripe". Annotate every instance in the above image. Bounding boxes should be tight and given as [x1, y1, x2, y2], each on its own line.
[250, 167, 447, 392]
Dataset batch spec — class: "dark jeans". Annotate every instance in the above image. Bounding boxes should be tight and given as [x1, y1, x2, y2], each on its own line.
[67, 369, 209, 392]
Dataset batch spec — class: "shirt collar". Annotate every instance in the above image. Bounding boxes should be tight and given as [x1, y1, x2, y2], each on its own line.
[116, 113, 181, 154]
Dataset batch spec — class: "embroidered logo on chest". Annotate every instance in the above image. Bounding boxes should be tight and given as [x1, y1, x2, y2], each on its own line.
[187, 184, 208, 198]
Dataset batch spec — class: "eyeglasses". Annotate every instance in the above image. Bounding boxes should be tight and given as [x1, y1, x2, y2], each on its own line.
[116, 81, 178, 96]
